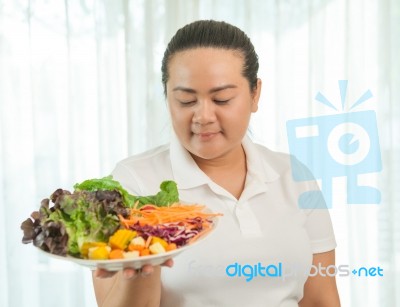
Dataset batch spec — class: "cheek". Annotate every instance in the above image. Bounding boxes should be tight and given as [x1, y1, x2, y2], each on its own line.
[229, 102, 253, 124]
[169, 106, 192, 129]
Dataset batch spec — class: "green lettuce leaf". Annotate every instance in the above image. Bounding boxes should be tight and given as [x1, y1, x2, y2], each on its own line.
[131, 180, 179, 208]
[74, 175, 135, 207]
[73, 176, 179, 208]
[46, 191, 120, 255]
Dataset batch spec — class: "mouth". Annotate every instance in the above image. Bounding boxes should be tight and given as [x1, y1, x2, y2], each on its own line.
[193, 131, 221, 141]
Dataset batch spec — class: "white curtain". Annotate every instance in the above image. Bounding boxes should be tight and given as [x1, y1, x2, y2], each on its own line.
[0, 0, 398, 306]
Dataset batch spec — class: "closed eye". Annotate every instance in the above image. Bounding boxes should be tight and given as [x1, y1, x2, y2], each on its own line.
[179, 100, 196, 106]
[214, 99, 230, 105]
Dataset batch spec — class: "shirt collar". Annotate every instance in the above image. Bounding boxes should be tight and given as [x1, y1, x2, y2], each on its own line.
[170, 133, 211, 189]
[170, 132, 280, 190]
[242, 135, 280, 183]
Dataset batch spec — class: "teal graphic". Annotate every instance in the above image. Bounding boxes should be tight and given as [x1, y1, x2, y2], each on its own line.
[286, 80, 382, 208]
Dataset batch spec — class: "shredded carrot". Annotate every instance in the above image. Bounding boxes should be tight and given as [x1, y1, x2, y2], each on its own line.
[145, 235, 153, 248]
[119, 203, 222, 228]
[117, 203, 222, 250]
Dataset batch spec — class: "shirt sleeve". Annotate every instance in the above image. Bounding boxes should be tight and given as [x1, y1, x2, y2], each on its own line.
[303, 200, 337, 253]
[301, 177, 337, 254]
[290, 156, 337, 254]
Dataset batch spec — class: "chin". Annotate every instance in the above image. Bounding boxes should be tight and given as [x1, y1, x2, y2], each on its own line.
[191, 147, 226, 160]
[195, 153, 220, 160]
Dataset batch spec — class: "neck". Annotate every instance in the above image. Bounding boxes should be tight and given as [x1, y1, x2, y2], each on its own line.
[191, 145, 247, 199]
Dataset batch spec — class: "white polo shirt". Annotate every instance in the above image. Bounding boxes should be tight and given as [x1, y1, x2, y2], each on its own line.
[112, 134, 337, 307]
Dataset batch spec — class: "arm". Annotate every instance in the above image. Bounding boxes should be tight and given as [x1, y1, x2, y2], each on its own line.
[91, 167, 162, 307]
[92, 268, 161, 307]
[299, 250, 341, 307]
[92, 260, 173, 307]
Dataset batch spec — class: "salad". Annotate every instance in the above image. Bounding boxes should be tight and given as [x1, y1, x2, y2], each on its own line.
[20, 176, 221, 261]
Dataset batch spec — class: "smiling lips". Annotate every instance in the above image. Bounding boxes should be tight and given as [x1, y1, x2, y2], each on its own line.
[193, 131, 221, 141]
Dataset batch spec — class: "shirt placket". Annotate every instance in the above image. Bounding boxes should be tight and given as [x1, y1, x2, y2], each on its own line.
[234, 200, 263, 237]
[235, 176, 268, 237]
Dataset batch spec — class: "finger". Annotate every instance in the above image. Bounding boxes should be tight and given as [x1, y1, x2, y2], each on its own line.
[94, 268, 117, 279]
[140, 265, 155, 277]
[123, 268, 139, 279]
[161, 258, 174, 268]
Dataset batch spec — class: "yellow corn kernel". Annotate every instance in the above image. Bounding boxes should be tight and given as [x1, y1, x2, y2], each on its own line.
[80, 242, 107, 258]
[109, 229, 137, 250]
[88, 246, 111, 260]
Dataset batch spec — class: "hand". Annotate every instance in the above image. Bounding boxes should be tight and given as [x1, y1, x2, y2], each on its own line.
[93, 258, 174, 279]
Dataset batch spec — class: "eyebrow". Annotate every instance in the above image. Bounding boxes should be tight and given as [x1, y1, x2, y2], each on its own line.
[172, 84, 237, 94]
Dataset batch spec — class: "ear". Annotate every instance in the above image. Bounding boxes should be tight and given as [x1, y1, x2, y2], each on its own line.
[251, 78, 262, 113]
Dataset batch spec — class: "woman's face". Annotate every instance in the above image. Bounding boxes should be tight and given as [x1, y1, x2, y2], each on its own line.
[166, 48, 261, 161]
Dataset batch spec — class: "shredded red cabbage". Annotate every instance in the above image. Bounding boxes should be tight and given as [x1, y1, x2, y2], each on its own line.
[128, 217, 210, 247]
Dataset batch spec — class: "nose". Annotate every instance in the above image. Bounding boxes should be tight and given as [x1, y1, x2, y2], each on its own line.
[192, 100, 217, 125]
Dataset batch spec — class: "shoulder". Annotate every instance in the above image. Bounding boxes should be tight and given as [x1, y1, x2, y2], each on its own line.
[253, 142, 290, 164]
[247, 138, 319, 197]
[249, 140, 293, 176]
[116, 143, 170, 170]
[112, 143, 174, 195]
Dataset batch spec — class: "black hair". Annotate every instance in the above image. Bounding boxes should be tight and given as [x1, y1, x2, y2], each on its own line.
[161, 20, 259, 96]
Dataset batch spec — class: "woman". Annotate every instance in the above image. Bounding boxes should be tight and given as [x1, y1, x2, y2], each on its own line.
[93, 20, 340, 307]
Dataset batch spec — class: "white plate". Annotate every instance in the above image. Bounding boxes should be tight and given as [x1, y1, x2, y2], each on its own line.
[37, 216, 218, 271]
[38, 243, 188, 270]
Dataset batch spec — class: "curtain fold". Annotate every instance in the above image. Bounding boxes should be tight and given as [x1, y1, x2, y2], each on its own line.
[0, 1, 398, 306]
